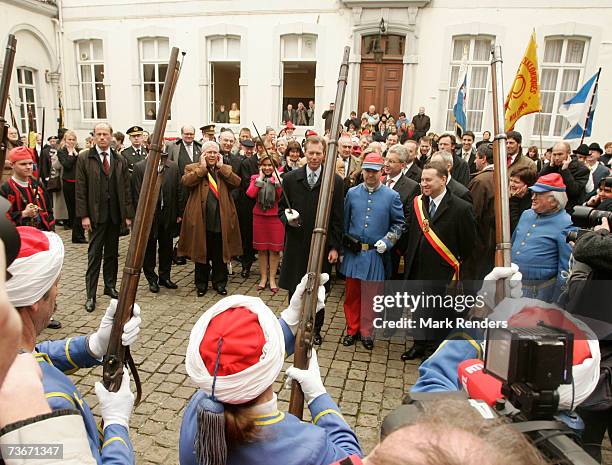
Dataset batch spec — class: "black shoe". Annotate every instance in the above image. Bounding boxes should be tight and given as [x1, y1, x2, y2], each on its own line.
[159, 278, 178, 289]
[197, 287, 207, 297]
[361, 337, 374, 350]
[149, 281, 160, 293]
[342, 333, 360, 346]
[104, 288, 119, 299]
[47, 318, 62, 329]
[72, 238, 88, 244]
[174, 256, 187, 265]
[85, 298, 96, 313]
[313, 332, 323, 345]
[214, 286, 227, 296]
[401, 345, 426, 361]
[240, 265, 251, 278]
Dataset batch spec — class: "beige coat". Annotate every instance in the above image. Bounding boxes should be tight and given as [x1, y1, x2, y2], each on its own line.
[177, 163, 242, 263]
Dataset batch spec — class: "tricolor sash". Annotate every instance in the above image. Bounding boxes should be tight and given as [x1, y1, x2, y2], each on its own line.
[413, 195, 460, 280]
[207, 171, 219, 200]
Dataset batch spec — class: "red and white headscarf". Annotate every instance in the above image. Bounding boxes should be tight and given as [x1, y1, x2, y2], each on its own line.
[6, 227, 64, 307]
[185, 295, 285, 404]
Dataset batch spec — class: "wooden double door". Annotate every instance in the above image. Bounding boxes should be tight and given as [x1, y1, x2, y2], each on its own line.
[358, 62, 403, 119]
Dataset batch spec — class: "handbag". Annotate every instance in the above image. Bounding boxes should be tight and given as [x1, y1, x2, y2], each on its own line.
[46, 176, 61, 193]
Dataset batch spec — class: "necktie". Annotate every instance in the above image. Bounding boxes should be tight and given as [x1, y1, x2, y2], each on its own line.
[186, 144, 193, 161]
[429, 200, 437, 219]
[102, 152, 110, 176]
[507, 156, 512, 167]
[387, 178, 394, 188]
[308, 171, 317, 188]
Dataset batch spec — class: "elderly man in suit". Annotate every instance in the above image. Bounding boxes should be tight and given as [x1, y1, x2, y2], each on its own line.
[430, 151, 473, 204]
[279, 136, 344, 345]
[402, 140, 423, 183]
[382, 144, 420, 279]
[336, 134, 362, 195]
[131, 152, 183, 293]
[401, 160, 476, 360]
[167, 126, 202, 177]
[76, 122, 134, 312]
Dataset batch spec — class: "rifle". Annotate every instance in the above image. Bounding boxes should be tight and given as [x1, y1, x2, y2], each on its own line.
[0, 35, 17, 183]
[102, 47, 183, 402]
[288, 46, 350, 418]
[490, 45, 512, 304]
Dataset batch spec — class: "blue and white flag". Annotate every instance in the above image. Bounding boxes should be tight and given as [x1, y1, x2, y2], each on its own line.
[558, 70, 600, 140]
[453, 73, 467, 136]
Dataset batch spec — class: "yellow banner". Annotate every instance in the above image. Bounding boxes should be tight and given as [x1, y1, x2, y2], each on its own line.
[504, 31, 541, 131]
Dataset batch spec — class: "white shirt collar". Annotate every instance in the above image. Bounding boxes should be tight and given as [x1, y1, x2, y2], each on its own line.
[430, 188, 447, 208]
[306, 166, 322, 178]
[388, 172, 403, 184]
[11, 176, 29, 188]
[445, 174, 452, 185]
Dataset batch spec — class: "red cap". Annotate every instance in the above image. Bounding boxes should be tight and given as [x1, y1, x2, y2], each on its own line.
[8, 146, 34, 163]
[362, 152, 384, 170]
[352, 145, 362, 155]
[199, 307, 266, 376]
[305, 129, 318, 137]
[529, 173, 566, 193]
[284, 121, 295, 130]
[16, 226, 50, 259]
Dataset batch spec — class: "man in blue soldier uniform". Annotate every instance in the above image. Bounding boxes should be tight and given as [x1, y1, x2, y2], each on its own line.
[341, 152, 404, 350]
[512, 173, 575, 302]
[179, 274, 362, 465]
[7, 226, 143, 465]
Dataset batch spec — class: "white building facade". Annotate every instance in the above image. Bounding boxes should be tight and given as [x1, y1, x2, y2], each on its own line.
[1, 0, 611, 147]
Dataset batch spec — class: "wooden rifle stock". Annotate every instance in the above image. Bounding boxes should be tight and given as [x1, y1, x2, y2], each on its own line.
[102, 47, 182, 403]
[0, 35, 17, 183]
[288, 46, 350, 418]
[490, 45, 512, 305]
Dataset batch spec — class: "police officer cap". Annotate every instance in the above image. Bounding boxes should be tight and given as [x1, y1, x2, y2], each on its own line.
[240, 139, 255, 148]
[126, 125, 144, 136]
[200, 124, 216, 134]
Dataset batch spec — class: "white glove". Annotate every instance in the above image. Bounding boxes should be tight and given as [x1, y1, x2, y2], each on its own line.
[94, 367, 134, 430]
[284, 349, 326, 405]
[88, 300, 142, 360]
[374, 239, 387, 254]
[285, 209, 301, 227]
[478, 264, 523, 309]
[280, 273, 329, 335]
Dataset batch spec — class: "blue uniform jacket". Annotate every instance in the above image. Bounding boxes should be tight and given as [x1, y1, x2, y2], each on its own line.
[179, 319, 362, 465]
[341, 183, 404, 281]
[36, 336, 134, 465]
[512, 208, 575, 302]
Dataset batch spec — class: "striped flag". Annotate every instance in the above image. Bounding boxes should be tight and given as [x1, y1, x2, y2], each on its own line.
[558, 69, 601, 140]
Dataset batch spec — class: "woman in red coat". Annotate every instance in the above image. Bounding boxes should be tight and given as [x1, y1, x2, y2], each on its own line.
[246, 155, 284, 292]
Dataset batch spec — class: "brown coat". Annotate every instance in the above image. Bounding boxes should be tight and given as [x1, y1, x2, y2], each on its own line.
[464, 167, 496, 280]
[177, 163, 242, 263]
[508, 152, 536, 178]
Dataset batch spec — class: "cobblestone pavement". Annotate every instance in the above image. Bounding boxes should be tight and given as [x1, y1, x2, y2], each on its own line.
[42, 229, 419, 464]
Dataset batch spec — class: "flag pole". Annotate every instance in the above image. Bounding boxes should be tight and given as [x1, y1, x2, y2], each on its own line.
[579, 67, 601, 145]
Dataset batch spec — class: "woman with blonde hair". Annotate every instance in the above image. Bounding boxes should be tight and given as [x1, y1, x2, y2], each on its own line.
[57, 129, 86, 242]
[229, 102, 240, 124]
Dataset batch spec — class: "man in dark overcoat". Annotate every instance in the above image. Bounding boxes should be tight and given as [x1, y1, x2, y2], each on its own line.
[278, 136, 343, 345]
[401, 160, 476, 361]
[76, 122, 134, 313]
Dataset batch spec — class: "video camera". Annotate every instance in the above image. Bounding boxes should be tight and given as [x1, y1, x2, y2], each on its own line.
[381, 324, 598, 465]
[567, 205, 612, 243]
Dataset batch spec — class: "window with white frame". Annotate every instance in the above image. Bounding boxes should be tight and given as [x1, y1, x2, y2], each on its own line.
[76, 39, 107, 120]
[139, 37, 170, 121]
[281, 34, 317, 126]
[445, 36, 493, 133]
[533, 37, 589, 138]
[16, 68, 38, 134]
[208, 36, 241, 124]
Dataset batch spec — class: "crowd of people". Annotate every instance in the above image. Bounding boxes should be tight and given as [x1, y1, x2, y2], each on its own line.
[0, 100, 611, 463]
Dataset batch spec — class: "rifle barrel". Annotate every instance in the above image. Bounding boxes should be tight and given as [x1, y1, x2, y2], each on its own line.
[490, 45, 512, 303]
[288, 46, 350, 418]
[0, 35, 18, 184]
[102, 47, 182, 402]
